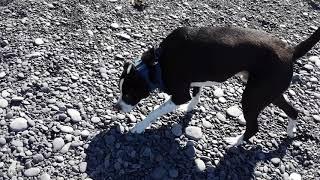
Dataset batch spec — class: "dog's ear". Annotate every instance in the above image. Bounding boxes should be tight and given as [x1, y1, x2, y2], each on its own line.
[141, 47, 156, 66]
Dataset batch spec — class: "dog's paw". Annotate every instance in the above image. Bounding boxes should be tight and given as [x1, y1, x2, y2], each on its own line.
[130, 121, 150, 134]
[287, 119, 297, 138]
[224, 134, 244, 148]
[177, 104, 191, 113]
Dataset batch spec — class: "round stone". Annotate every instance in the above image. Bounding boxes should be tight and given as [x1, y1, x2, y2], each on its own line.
[271, 157, 281, 165]
[216, 112, 226, 121]
[60, 126, 74, 133]
[171, 123, 182, 137]
[40, 173, 51, 180]
[312, 115, 320, 122]
[127, 114, 136, 122]
[67, 109, 81, 122]
[24, 167, 41, 177]
[202, 119, 213, 128]
[214, 88, 224, 97]
[117, 113, 126, 120]
[10, 118, 28, 132]
[34, 38, 44, 45]
[87, 30, 94, 36]
[33, 154, 44, 163]
[289, 173, 302, 180]
[0, 137, 6, 145]
[185, 126, 203, 140]
[0, 71, 6, 78]
[80, 130, 90, 137]
[195, 158, 206, 172]
[91, 117, 101, 123]
[308, 56, 319, 62]
[52, 137, 65, 152]
[226, 105, 242, 117]
[79, 162, 87, 173]
[110, 22, 120, 29]
[0, 98, 9, 108]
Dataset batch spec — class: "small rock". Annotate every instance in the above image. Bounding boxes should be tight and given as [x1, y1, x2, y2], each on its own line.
[117, 113, 126, 120]
[185, 126, 203, 140]
[127, 114, 136, 122]
[34, 38, 44, 45]
[10, 117, 28, 132]
[55, 156, 64, 162]
[171, 123, 182, 136]
[79, 162, 87, 173]
[116, 124, 125, 133]
[0, 137, 6, 145]
[214, 88, 224, 97]
[67, 109, 81, 122]
[195, 158, 206, 172]
[308, 56, 319, 62]
[110, 22, 120, 29]
[91, 117, 100, 123]
[312, 115, 320, 122]
[0, 98, 9, 108]
[40, 173, 51, 180]
[52, 138, 65, 152]
[0, 72, 6, 78]
[304, 64, 313, 70]
[216, 112, 226, 121]
[33, 154, 44, 164]
[80, 130, 90, 137]
[87, 30, 94, 36]
[24, 167, 41, 177]
[116, 33, 131, 41]
[60, 126, 74, 133]
[289, 173, 302, 180]
[202, 119, 213, 128]
[226, 105, 242, 117]
[271, 157, 281, 166]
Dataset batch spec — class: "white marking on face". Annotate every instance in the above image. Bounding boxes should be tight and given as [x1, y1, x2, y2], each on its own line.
[126, 64, 132, 74]
[130, 99, 177, 133]
[287, 118, 297, 138]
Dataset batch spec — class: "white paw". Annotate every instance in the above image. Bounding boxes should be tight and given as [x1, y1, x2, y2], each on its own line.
[287, 119, 297, 138]
[177, 103, 191, 113]
[224, 134, 244, 148]
[130, 121, 150, 134]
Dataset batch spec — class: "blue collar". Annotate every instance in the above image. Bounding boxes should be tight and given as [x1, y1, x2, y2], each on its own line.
[134, 51, 164, 91]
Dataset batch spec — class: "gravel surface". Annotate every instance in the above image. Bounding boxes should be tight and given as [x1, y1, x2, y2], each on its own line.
[0, 0, 320, 179]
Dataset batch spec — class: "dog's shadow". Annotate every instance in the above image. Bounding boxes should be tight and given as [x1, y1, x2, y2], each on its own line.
[85, 114, 293, 180]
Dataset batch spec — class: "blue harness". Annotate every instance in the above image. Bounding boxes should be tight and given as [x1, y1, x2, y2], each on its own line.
[134, 49, 164, 91]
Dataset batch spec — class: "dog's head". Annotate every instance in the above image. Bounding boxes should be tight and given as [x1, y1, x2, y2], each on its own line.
[114, 60, 150, 112]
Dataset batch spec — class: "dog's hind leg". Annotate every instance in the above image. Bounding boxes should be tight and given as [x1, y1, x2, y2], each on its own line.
[273, 95, 298, 138]
[178, 87, 202, 113]
[225, 77, 286, 148]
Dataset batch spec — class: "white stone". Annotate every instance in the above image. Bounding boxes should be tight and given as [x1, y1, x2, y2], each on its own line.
[0, 72, 6, 78]
[214, 88, 224, 97]
[1, 90, 10, 97]
[52, 137, 65, 152]
[24, 167, 41, 177]
[67, 109, 81, 122]
[40, 173, 51, 180]
[202, 119, 213, 128]
[289, 173, 302, 180]
[60, 126, 74, 133]
[34, 38, 44, 45]
[185, 126, 203, 140]
[91, 117, 101, 123]
[110, 22, 120, 29]
[87, 30, 94, 36]
[308, 56, 319, 62]
[195, 158, 206, 172]
[10, 118, 28, 132]
[226, 105, 242, 117]
[0, 98, 8, 108]
[238, 114, 246, 125]
[80, 130, 90, 137]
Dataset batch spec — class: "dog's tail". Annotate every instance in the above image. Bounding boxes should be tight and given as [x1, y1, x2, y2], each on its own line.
[292, 27, 320, 61]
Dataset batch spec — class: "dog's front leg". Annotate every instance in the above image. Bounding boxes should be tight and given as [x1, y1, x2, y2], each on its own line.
[130, 99, 177, 133]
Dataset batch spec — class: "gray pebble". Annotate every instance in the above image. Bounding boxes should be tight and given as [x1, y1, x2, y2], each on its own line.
[40, 173, 51, 180]
[185, 126, 203, 140]
[67, 109, 81, 122]
[60, 126, 74, 133]
[271, 157, 281, 166]
[195, 158, 206, 172]
[226, 105, 242, 117]
[0, 98, 8, 108]
[312, 115, 320, 122]
[34, 38, 44, 45]
[79, 162, 87, 173]
[202, 119, 213, 128]
[216, 112, 226, 121]
[33, 154, 44, 164]
[91, 117, 101, 123]
[289, 173, 301, 180]
[24, 167, 41, 177]
[10, 118, 28, 132]
[0, 137, 6, 145]
[52, 138, 65, 152]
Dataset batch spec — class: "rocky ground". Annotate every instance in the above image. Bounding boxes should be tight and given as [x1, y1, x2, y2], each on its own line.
[0, 0, 320, 179]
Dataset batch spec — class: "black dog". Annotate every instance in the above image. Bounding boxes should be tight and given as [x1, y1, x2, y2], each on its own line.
[115, 26, 320, 147]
